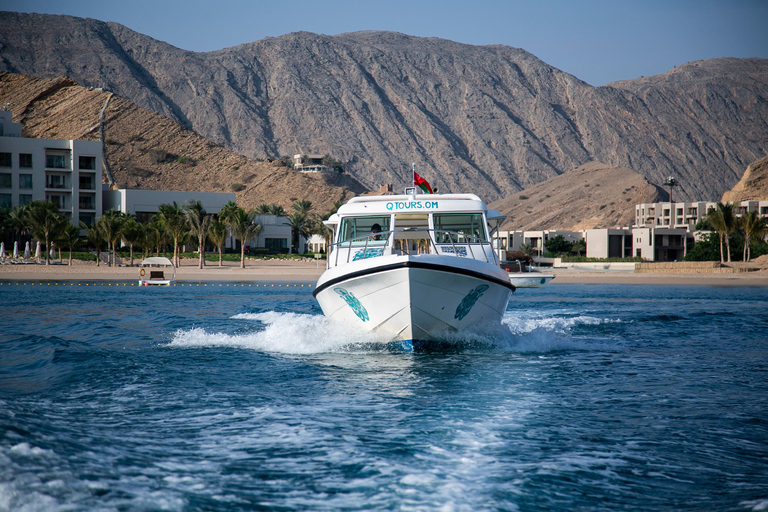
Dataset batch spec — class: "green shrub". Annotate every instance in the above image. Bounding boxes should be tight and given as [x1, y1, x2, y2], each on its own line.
[230, 183, 246, 192]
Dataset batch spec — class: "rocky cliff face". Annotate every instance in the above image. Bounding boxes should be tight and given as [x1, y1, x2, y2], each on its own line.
[0, 72, 360, 213]
[1, 12, 767, 202]
[489, 162, 665, 231]
[721, 155, 768, 202]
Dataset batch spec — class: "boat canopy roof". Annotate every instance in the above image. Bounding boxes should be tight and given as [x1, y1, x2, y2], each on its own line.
[139, 257, 174, 267]
[325, 193, 493, 226]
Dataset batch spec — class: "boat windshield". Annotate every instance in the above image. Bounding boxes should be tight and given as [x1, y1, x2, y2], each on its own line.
[339, 215, 390, 244]
[432, 213, 487, 243]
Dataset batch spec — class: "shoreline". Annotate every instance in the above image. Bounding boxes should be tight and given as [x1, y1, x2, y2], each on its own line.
[2, 259, 768, 286]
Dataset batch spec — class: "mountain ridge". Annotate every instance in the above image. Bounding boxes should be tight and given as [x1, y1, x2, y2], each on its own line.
[0, 72, 360, 213]
[1, 11, 767, 202]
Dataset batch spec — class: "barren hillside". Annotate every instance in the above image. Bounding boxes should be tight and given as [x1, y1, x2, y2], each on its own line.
[1, 12, 767, 202]
[490, 162, 665, 231]
[721, 155, 768, 202]
[0, 72, 361, 213]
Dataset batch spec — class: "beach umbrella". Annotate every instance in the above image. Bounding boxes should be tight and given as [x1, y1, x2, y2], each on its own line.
[13, 241, 18, 259]
[34, 241, 40, 261]
[0, 242, 4, 260]
[24, 241, 30, 260]
[50, 247, 55, 259]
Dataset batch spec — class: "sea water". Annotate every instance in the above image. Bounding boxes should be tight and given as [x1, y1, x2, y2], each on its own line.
[0, 281, 767, 511]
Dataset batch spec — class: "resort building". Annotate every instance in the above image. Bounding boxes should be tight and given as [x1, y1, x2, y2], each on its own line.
[306, 234, 327, 253]
[0, 110, 103, 227]
[635, 200, 768, 230]
[497, 229, 582, 258]
[292, 154, 333, 173]
[102, 188, 235, 222]
[583, 229, 634, 259]
[250, 214, 304, 253]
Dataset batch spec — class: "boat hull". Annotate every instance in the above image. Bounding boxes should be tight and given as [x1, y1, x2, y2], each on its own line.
[314, 255, 513, 342]
[507, 273, 555, 288]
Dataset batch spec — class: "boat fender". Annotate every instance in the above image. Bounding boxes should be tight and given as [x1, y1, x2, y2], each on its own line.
[139, 268, 145, 276]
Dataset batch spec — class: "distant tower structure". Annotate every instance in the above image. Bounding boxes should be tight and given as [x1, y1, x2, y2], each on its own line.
[664, 176, 677, 202]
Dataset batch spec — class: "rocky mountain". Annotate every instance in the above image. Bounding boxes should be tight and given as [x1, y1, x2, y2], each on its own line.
[489, 162, 665, 231]
[721, 155, 768, 202]
[0, 72, 360, 213]
[1, 12, 767, 203]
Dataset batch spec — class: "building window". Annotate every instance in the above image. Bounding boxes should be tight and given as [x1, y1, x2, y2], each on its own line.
[264, 238, 288, 251]
[19, 153, 32, 168]
[80, 214, 95, 227]
[79, 175, 95, 190]
[46, 154, 68, 169]
[46, 175, 66, 189]
[79, 156, 96, 170]
[0, 173, 10, 188]
[19, 194, 32, 206]
[46, 195, 65, 209]
[19, 174, 32, 189]
[79, 195, 95, 210]
[0, 194, 11, 208]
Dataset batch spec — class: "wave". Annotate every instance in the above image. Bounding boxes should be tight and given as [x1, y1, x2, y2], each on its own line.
[168, 310, 623, 355]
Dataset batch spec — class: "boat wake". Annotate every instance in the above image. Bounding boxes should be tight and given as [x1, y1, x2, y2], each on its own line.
[168, 310, 624, 355]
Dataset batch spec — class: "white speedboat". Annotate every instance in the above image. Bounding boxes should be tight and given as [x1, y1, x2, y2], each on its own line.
[138, 257, 176, 286]
[507, 273, 555, 288]
[314, 191, 515, 345]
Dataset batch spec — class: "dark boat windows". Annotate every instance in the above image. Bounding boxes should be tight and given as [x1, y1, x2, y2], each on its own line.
[432, 214, 487, 243]
[339, 216, 390, 244]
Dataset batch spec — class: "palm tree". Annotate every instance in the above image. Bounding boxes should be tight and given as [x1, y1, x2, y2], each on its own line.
[158, 202, 187, 267]
[517, 243, 534, 258]
[292, 200, 313, 216]
[229, 207, 262, 268]
[254, 204, 272, 215]
[740, 210, 768, 262]
[82, 221, 105, 266]
[218, 200, 240, 252]
[208, 219, 227, 266]
[184, 200, 211, 269]
[706, 203, 736, 263]
[267, 204, 286, 217]
[24, 200, 66, 265]
[144, 218, 165, 258]
[6, 205, 28, 244]
[287, 212, 309, 253]
[120, 217, 144, 266]
[98, 211, 125, 267]
[571, 239, 586, 257]
[57, 223, 82, 266]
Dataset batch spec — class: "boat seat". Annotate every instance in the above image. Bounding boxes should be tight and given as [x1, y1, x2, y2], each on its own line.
[149, 271, 165, 280]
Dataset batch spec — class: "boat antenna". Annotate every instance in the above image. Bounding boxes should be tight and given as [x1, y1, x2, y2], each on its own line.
[411, 162, 415, 190]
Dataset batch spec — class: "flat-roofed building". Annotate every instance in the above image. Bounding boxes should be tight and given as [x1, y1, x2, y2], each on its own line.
[583, 229, 634, 259]
[636, 200, 768, 230]
[0, 110, 102, 228]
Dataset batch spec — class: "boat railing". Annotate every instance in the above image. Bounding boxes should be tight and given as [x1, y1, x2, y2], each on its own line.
[330, 228, 498, 267]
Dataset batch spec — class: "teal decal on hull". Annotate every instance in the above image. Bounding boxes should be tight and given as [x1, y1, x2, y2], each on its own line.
[334, 287, 370, 322]
[454, 284, 489, 320]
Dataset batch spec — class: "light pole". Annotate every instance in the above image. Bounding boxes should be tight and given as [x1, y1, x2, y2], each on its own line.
[664, 176, 677, 203]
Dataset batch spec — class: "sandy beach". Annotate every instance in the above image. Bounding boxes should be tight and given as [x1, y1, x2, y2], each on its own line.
[2, 258, 768, 286]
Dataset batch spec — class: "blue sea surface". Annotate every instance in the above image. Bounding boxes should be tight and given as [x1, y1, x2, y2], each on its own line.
[1, 281, 767, 511]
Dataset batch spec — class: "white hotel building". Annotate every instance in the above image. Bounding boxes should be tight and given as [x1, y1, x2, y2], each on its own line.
[0, 110, 102, 227]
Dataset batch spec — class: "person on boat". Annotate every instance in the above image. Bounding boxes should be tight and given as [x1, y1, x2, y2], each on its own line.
[371, 223, 382, 240]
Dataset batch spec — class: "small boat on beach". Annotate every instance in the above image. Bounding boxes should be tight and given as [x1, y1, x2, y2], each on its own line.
[138, 257, 176, 286]
[313, 189, 515, 345]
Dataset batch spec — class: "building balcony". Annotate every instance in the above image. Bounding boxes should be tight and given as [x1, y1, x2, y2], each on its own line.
[79, 201, 96, 210]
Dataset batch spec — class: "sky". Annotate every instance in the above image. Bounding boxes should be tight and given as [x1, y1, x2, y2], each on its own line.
[5, 0, 768, 86]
